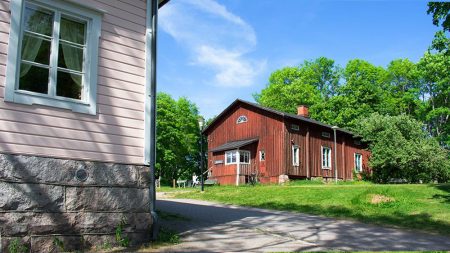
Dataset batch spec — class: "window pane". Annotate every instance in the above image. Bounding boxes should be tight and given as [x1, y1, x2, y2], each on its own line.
[19, 63, 49, 94]
[23, 6, 54, 36]
[60, 16, 86, 45]
[56, 71, 82, 99]
[322, 149, 326, 167]
[21, 35, 51, 65]
[240, 152, 249, 163]
[58, 43, 83, 71]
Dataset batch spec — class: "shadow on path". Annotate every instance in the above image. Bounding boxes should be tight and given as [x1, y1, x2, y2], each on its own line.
[156, 199, 450, 252]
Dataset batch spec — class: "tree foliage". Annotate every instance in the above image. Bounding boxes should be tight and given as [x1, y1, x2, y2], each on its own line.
[427, 2, 450, 55]
[355, 113, 449, 183]
[254, 57, 340, 115]
[256, 52, 449, 145]
[417, 52, 450, 147]
[427, 2, 450, 32]
[156, 93, 201, 184]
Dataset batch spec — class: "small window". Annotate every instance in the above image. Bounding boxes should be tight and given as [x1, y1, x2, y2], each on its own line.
[225, 150, 250, 165]
[321, 146, 331, 169]
[321, 132, 331, 138]
[240, 151, 250, 164]
[236, 115, 248, 124]
[354, 153, 362, 172]
[225, 151, 237, 164]
[5, 0, 101, 114]
[291, 124, 299, 131]
[259, 150, 265, 161]
[214, 160, 224, 165]
[292, 145, 300, 166]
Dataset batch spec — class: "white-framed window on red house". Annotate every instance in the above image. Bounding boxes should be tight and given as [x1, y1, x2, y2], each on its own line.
[354, 153, 362, 172]
[259, 150, 265, 161]
[321, 146, 331, 169]
[225, 150, 250, 165]
[292, 145, 300, 166]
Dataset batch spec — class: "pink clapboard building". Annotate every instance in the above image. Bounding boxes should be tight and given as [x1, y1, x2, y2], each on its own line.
[0, 0, 168, 250]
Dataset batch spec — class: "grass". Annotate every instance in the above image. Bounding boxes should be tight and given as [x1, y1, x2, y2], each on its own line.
[173, 182, 450, 236]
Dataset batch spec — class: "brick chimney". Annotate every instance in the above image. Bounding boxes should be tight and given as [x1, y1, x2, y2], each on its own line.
[297, 105, 309, 118]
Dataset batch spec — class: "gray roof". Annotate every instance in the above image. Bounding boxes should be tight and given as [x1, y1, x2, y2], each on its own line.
[203, 99, 355, 136]
[210, 138, 259, 152]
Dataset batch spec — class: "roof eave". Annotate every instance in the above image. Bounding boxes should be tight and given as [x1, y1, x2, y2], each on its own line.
[202, 99, 356, 137]
[158, 0, 170, 8]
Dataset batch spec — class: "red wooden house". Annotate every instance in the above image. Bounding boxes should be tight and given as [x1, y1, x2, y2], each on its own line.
[202, 99, 370, 185]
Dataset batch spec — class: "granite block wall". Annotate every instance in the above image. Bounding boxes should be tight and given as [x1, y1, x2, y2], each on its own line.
[0, 153, 153, 252]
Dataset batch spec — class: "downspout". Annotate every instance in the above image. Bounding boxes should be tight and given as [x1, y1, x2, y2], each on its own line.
[306, 126, 310, 179]
[236, 149, 240, 186]
[332, 126, 338, 183]
[342, 138, 346, 180]
[145, 0, 158, 240]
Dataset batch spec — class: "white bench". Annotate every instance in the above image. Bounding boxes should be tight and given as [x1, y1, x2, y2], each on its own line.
[176, 179, 187, 188]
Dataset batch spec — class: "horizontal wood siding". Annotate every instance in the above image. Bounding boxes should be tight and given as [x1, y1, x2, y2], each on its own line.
[0, 0, 146, 164]
[207, 104, 284, 185]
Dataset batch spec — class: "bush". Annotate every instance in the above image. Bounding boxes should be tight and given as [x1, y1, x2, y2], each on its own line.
[355, 113, 450, 183]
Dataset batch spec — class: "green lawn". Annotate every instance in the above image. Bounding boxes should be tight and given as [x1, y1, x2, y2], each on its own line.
[173, 182, 450, 236]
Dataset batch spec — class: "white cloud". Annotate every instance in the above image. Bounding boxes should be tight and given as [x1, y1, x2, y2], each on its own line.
[159, 0, 265, 87]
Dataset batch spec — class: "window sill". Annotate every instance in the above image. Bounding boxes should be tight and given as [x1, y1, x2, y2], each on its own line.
[322, 167, 331, 170]
[5, 91, 96, 115]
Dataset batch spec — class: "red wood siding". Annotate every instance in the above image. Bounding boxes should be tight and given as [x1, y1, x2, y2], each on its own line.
[285, 120, 369, 180]
[207, 104, 284, 185]
[205, 101, 371, 185]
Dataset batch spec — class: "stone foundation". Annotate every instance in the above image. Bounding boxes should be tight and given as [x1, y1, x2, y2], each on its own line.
[0, 153, 153, 252]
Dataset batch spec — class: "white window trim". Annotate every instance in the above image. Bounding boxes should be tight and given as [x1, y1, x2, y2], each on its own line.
[236, 115, 248, 124]
[321, 146, 331, 170]
[225, 150, 250, 165]
[291, 124, 299, 131]
[321, 132, 331, 138]
[292, 145, 299, 166]
[259, 150, 265, 161]
[5, 0, 102, 115]
[354, 153, 362, 172]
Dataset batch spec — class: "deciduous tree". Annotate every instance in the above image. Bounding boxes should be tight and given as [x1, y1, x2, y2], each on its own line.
[156, 93, 202, 184]
[355, 113, 449, 183]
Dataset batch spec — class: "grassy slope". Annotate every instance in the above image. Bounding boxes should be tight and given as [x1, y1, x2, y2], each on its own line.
[174, 183, 450, 235]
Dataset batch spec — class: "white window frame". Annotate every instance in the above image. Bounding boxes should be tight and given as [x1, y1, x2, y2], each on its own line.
[292, 145, 300, 166]
[321, 132, 331, 138]
[5, 0, 102, 115]
[236, 115, 248, 124]
[291, 124, 299, 131]
[259, 150, 265, 161]
[225, 150, 250, 165]
[321, 146, 331, 169]
[354, 153, 362, 172]
[225, 151, 237, 165]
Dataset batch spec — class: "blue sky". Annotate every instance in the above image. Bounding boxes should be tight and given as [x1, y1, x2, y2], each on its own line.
[157, 0, 439, 119]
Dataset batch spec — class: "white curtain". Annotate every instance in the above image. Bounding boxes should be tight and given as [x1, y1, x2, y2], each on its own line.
[60, 19, 84, 87]
[20, 11, 49, 77]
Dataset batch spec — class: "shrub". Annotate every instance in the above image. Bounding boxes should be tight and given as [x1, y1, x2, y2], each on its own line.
[355, 113, 450, 183]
